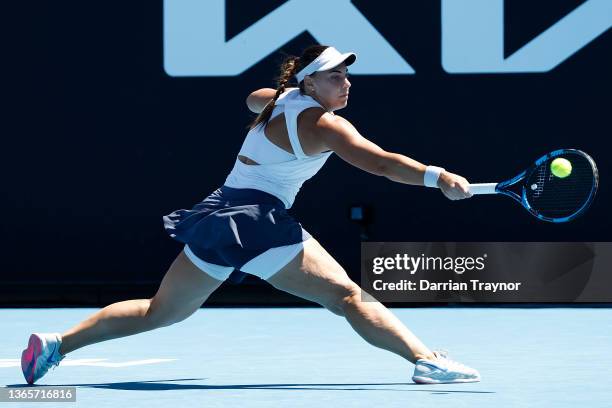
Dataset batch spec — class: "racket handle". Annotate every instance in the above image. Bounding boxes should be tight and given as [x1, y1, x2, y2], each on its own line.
[468, 183, 498, 195]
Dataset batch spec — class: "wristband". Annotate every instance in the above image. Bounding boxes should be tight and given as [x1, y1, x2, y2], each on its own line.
[424, 166, 445, 188]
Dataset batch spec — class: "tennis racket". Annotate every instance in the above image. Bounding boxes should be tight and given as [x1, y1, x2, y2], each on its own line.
[468, 149, 598, 223]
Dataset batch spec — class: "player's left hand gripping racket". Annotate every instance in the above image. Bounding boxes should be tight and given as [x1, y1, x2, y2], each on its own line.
[468, 149, 598, 223]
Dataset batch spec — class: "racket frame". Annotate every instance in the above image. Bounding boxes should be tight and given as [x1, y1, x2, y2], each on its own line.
[469, 149, 598, 223]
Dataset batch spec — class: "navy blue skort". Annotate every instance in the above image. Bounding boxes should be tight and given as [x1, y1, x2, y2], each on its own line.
[162, 185, 311, 272]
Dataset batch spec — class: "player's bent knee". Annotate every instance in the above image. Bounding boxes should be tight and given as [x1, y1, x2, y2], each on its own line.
[144, 298, 168, 328]
[339, 285, 363, 314]
[146, 297, 195, 329]
[148, 309, 188, 329]
[325, 283, 361, 317]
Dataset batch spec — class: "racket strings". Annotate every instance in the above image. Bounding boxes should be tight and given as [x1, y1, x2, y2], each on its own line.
[533, 165, 548, 198]
[525, 153, 596, 219]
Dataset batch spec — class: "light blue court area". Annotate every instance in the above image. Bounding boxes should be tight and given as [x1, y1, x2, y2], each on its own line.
[2, 308, 612, 407]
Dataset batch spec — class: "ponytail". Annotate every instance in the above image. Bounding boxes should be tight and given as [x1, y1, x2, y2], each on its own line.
[247, 56, 300, 130]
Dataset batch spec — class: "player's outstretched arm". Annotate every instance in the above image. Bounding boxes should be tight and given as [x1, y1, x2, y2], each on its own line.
[318, 115, 471, 200]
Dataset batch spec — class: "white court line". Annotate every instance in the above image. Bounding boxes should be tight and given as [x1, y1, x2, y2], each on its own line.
[0, 358, 177, 368]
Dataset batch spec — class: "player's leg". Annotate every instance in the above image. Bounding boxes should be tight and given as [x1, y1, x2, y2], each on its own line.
[59, 248, 226, 355]
[266, 237, 435, 364]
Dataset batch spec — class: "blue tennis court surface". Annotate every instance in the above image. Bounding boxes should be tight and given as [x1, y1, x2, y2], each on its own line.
[2, 307, 611, 407]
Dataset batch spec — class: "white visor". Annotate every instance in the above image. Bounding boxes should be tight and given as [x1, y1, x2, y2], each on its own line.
[295, 47, 356, 83]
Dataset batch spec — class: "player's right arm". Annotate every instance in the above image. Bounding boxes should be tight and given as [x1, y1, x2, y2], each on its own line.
[316, 114, 471, 199]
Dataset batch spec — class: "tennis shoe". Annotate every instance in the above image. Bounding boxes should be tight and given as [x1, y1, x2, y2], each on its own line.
[412, 350, 480, 384]
[21, 333, 65, 384]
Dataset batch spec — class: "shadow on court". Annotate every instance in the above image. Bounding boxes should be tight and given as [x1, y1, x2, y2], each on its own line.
[7, 379, 495, 393]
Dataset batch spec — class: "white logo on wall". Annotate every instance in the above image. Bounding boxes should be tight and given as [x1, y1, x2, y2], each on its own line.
[164, 0, 611, 76]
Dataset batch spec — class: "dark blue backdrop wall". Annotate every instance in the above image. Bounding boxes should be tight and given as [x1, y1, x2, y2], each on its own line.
[4, 1, 610, 304]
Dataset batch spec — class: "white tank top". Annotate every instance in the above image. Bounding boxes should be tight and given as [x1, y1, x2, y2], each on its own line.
[224, 88, 334, 209]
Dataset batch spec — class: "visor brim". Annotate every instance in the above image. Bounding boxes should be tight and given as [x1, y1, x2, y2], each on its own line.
[317, 52, 357, 72]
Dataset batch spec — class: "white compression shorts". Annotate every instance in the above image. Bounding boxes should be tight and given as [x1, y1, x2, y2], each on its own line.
[183, 239, 309, 281]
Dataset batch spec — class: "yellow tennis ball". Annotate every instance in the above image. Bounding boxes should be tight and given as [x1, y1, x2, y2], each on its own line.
[551, 158, 572, 178]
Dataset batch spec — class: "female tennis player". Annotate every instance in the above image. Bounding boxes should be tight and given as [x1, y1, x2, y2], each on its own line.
[21, 45, 479, 385]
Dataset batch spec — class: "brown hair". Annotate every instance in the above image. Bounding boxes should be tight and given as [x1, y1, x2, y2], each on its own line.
[247, 45, 330, 130]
